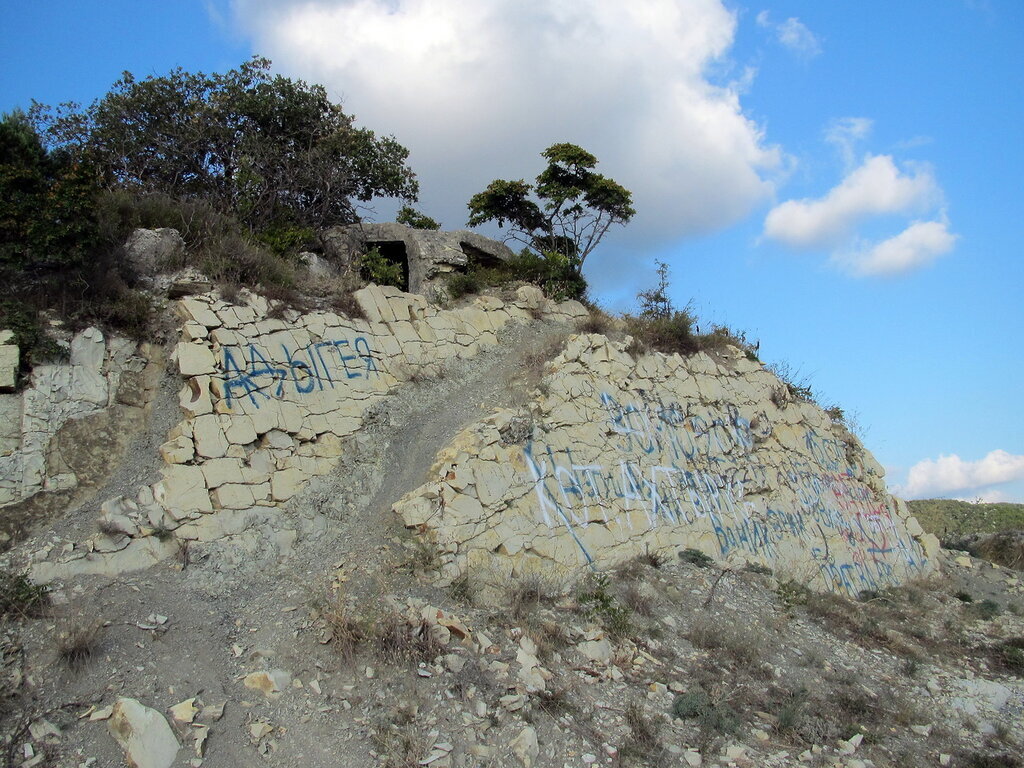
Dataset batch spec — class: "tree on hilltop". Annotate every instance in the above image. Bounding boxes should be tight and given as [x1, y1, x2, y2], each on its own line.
[31, 56, 419, 233]
[466, 143, 635, 272]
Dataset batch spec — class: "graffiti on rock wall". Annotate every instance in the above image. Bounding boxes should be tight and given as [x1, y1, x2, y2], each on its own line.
[222, 335, 380, 409]
[524, 392, 928, 594]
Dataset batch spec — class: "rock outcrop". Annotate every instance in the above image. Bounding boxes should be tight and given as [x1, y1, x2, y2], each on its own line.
[393, 334, 938, 596]
[322, 222, 515, 297]
[0, 327, 162, 522]
[28, 284, 587, 581]
[15, 278, 937, 596]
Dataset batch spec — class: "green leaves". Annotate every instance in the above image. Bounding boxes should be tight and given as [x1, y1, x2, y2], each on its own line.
[466, 143, 634, 274]
[0, 110, 100, 271]
[31, 57, 419, 232]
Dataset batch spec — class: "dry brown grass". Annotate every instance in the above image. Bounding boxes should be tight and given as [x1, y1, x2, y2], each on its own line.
[56, 619, 103, 670]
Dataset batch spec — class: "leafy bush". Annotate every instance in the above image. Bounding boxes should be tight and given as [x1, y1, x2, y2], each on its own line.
[360, 246, 405, 290]
[33, 57, 418, 233]
[971, 599, 1002, 621]
[671, 689, 739, 735]
[679, 548, 715, 568]
[1, 110, 100, 272]
[255, 224, 316, 257]
[444, 271, 482, 301]
[396, 205, 440, 230]
[577, 573, 632, 638]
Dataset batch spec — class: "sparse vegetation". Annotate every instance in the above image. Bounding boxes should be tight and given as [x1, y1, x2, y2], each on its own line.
[55, 619, 103, 669]
[577, 573, 633, 639]
[671, 688, 740, 736]
[620, 701, 668, 766]
[507, 573, 561, 621]
[0, 570, 49, 618]
[624, 261, 758, 360]
[679, 548, 715, 568]
[909, 498, 1024, 538]
[688, 615, 762, 668]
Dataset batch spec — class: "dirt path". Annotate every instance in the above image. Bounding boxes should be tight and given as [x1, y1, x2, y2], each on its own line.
[0, 318, 570, 768]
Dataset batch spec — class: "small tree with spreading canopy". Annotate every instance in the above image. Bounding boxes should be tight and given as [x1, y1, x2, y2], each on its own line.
[466, 143, 635, 272]
[30, 57, 419, 234]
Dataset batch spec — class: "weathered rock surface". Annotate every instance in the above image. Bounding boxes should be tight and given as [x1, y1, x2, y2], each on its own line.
[28, 283, 586, 580]
[393, 333, 939, 595]
[0, 327, 161, 519]
[0, 329, 18, 391]
[322, 222, 514, 297]
[123, 228, 185, 285]
[107, 697, 179, 768]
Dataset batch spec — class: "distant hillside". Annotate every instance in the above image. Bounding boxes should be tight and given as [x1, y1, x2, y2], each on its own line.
[908, 498, 1024, 538]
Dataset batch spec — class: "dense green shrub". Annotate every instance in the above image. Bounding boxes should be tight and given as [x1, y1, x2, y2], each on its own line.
[360, 247, 405, 290]
[33, 57, 418, 233]
[0, 110, 100, 272]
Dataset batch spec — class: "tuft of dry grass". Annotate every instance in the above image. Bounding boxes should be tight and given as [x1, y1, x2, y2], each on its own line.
[688, 615, 762, 668]
[56, 619, 103, 670]
[507, 573, 562, 621]
[620, 701, 668, 766]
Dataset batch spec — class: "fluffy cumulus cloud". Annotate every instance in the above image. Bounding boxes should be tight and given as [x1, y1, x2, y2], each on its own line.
[227, 0, 782, 246]
[897, 450, 1024, 500]
[837, 219, 958, 276]
[762, 149, 955, 276]
[756, 11, 821, 58]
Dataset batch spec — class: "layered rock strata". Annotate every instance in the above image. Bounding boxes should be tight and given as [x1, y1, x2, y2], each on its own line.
[30, 284, 586, 580]
[394, 333, 938, 595]
[0, 327, 161, 516]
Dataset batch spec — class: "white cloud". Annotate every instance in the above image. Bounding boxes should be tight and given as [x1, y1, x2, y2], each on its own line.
[836, 219, 957, 276]
[897, 450, 1024, 499]
[825, 117, 873, 170]
[228, 0, 782, 246]
[756, 11, 821, 58]
[763, 154, 941, 249]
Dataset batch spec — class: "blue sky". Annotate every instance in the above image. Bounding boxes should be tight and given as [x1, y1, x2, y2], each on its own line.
[2, 0, 1022, 502]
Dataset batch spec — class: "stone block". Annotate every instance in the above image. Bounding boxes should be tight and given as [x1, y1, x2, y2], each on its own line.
[179, 376, 213, 418]
[192, 414, 228, 458]
[271, 467, 307, 501]
[159, 436, 194, 465]
[174, 342, 216, 377]
[154, 465, 212, 516]
[212, 483, 255, 510]
[0, 343, 19, 391]
[224, 414, 258, 445]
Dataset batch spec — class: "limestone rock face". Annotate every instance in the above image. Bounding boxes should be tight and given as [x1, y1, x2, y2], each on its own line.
[393, 334, 938, 596]
[0, 328, 160, 517]
[29, 284, 586, 580]
[0, 329, 18, 391]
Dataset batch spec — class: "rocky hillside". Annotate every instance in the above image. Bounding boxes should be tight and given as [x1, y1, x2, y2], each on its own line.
[0, 250, 1021, 768]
